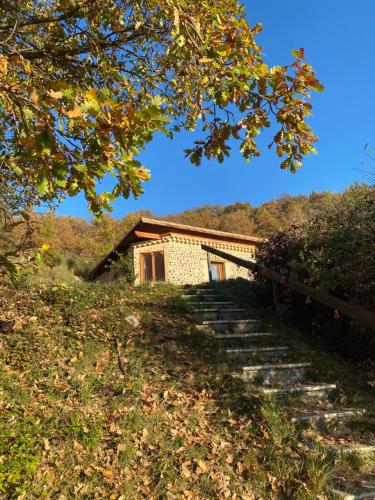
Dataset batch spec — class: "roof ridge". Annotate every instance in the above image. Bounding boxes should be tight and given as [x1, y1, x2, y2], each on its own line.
[139, 217, 265, 242]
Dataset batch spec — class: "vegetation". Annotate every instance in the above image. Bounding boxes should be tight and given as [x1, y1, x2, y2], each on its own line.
[1, 278, 367, 499]
[0, 184, 373, 496]
[259, 184, 375, 359]
[0, 0, 322, 216]
[110, 252, 135, 282]
[0, 190, 339, 279]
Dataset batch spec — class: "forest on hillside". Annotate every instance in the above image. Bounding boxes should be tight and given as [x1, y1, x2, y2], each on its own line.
[1, 190, 339, 277]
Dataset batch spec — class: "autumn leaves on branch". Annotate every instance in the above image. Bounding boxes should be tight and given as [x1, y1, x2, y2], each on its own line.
[0, 0, 323, 215]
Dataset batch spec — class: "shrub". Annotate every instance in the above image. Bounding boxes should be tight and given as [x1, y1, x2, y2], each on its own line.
[110, 252, 135, 283]
[259, 184, 375, 359]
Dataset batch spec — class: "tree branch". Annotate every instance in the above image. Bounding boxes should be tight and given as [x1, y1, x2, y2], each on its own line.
[0, 7, 81, 32]
[12, 29, 148, 61]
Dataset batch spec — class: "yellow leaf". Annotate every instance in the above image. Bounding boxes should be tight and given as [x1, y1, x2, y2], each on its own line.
[256, 63, 268, 77]
[83, 467, 93, 477]
[47, 90, 64, 99]
[0, 56, 8, 75]
[173, 7, 180, 32]
[181, 463, 191, 479]
[43, 438, 50, 450]
[66, 106, 83, 118]
[102, 469, 114, 478]
[13, 320, 23, 331]
[196, 459, 207, 474]
[30, 88, 39, 105]
[141, 427, 149, 443]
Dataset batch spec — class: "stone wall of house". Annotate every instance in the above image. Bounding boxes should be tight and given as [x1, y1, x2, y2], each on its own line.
[131, 235, 258, 285]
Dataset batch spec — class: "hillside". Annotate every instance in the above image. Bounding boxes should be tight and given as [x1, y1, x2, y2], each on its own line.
[1, 190, 338, 278]
[1, 278, 374, 498]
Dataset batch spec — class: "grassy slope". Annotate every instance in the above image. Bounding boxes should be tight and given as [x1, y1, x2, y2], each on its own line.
[0, 279, 364, 499]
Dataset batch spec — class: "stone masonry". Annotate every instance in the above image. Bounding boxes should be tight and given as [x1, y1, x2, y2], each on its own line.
[132, 234, 257, 285]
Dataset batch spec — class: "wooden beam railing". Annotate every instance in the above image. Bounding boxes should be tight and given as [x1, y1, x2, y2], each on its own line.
[202, 244, 375, 329]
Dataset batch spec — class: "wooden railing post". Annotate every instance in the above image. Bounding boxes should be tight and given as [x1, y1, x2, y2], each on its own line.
[272, 281, 281, 319]
[206, 251, 212, 283]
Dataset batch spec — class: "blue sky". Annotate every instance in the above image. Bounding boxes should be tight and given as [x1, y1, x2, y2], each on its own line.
[57, 0, 375, 219]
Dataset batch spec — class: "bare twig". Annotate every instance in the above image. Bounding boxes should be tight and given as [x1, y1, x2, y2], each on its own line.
[114, 337, 126, 376]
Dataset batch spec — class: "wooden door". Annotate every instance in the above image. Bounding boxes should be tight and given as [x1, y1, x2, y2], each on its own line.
[210, 261, 225, 281]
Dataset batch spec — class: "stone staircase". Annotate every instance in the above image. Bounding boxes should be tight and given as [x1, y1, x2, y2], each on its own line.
[183, 285, 375, 500]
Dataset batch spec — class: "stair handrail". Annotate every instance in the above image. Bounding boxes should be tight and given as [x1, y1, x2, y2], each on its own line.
[201, 244, 375, 329]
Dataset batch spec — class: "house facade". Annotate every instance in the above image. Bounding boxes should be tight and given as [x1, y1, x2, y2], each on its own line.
[87, 218, 264, 285]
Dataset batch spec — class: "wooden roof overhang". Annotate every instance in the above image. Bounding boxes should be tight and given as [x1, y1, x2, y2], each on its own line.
[86, 217, 265, 281]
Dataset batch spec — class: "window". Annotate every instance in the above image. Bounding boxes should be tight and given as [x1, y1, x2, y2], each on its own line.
[141, 252, 165, 282]
[210, 261, 225, 281]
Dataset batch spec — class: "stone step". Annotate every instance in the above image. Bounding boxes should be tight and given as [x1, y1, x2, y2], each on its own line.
[193, 308, 247, 321]
[226, 346, 289, 363]
[241, 362, 311, 384]
[183, 288, 215, 293]
[189, 301, 235, 308]
[260, 383, 336, 401]
[193, 307, 245, 313]
[214, 332, 276, 340]
[304, 420, 375, 459]
[331, 443, 375, 458]
[291, 408, 366, 428]
[182, 294, 220, 301]
[330, 477, 375, 499]
[226, 346, 289, 354]
[198, 318, 258, 334]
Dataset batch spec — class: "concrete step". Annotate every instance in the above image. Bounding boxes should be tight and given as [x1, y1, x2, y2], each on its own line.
[198, 318, 258, 334]
[193, 308, 247, 321]
[183, 288, 215, 293]
[260, 383, 336, 402]
[291, 408, 366, 428]
[241, 362, 311, 384]
[330, 477, 375, 499]
[226, 346, 289, 364]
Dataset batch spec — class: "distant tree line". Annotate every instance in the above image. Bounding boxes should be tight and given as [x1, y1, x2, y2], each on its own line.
[0, 189, 342, 277]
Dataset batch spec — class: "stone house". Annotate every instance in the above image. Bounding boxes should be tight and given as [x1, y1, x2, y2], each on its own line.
[87, 217, 265, 285]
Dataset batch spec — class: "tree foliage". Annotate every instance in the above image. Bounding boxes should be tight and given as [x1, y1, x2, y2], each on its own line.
[259, 185, 374, 305]
[0, 0, 322, 214]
